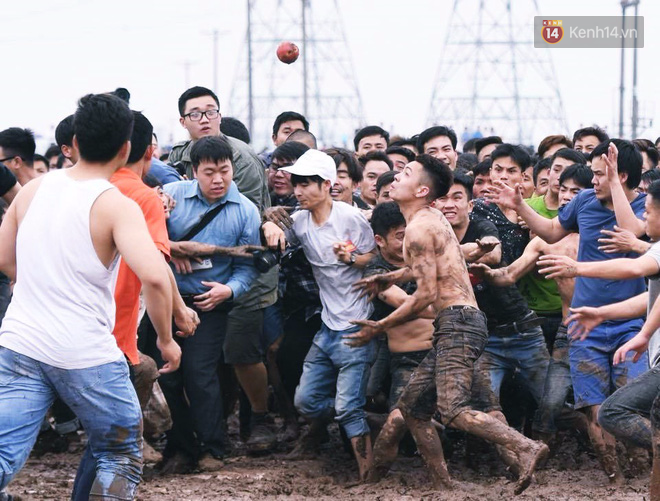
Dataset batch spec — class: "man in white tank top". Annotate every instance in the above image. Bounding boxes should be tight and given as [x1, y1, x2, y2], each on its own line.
[0, 93, 181, 500]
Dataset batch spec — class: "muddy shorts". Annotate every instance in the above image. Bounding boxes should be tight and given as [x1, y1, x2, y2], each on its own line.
[389, 349, 430, 412]
[396, 306, 488, 426]
[569, 318, 648, 409]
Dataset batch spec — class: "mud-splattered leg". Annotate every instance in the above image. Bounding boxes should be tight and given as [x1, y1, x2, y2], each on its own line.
[402, 411, 453, 489]
[450, 409, 548, 495]
[350, 434, 374, 482]
[368, 409, 408, 482]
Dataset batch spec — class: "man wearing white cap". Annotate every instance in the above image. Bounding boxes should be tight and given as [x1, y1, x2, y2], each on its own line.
[262, 149, 378, 480]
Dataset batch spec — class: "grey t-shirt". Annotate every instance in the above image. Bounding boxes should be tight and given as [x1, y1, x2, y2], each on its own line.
[287, 201, 375, 331]
[645, 241, 660, 366]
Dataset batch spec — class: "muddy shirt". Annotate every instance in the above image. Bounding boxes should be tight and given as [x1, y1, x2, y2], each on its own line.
[364, 254, 417, 321]
[462, 219, 531, 331]
[471, 198, 529, 265]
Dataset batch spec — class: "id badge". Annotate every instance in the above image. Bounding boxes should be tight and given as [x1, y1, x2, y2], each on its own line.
[190, 258, 213, 271]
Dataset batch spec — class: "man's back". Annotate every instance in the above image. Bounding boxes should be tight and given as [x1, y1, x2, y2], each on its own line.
[0, 170, 123, 369]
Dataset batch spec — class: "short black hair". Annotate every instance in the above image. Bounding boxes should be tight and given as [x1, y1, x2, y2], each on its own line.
[452, 171, 474, 200]
[641, 168, 660, 186]
[559, 164, 593, 189]
[376, 170, 397, 195]
[551, 148, 587, 165]
[537, 134, 572, 158]
[272, 111, 309, 137]
[0, 128, 36, 167]
[475, 136, 502, 156]
[533, 158, 552, 185]
[386, 145, 415, 163]
[416, 125, 458, 152]
[473, 158, 492, 177]
[490, 143, 532, 172]
[44, 144, 60, 160]
[371, 201, 405, 238]
[633, 139, 660, 169]
[178, 86, 220, 117]
[359, 150, 393, 170]
[33, 154, 49, 166]
[74, 94, 134, 163]
[221, 116, 251, 144]
[647, 180, 660, 205]
[290, 174, 325, 187]
[55, 115, 75, 149]
[127, 112, 154, 165]
[111, 87, 131, 104]
[456, 153, 478, 172]
[272, 141, 310, 163]
[353, 125, 389, 150]
[389, 137, 418, 151]
[324, 147, 362, 182]
[190, 136, 233, 170]
[416, 154, 453, 200]
[286, 129, 317, 148]
[591, 139, 642, 190]
[573, 126, 609, 145]
[463, 138, 478, 154]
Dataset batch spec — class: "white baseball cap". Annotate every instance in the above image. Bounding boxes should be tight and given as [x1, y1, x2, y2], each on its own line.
[280, 149, 337, 184]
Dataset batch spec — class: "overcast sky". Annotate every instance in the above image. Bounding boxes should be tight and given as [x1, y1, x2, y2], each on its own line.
[1, 0, 656, 152]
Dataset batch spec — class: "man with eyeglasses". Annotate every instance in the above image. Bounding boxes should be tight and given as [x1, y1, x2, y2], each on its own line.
[0, 128, 38, 188]
[164, 86, 281, 460]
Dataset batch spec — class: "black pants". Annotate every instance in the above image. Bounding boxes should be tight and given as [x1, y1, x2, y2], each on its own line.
[276, 310, 321, 402]
[139, 307, 229, 459]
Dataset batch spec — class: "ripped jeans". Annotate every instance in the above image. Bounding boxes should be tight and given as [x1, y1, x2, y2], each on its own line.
[0, 347, 142, 499]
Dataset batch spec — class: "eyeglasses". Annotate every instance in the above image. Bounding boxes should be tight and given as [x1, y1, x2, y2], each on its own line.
[0, 156, 17, 163]
[183, 109, 220, 121]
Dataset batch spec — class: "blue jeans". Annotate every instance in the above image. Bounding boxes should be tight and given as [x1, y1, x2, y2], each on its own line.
[294, 323, 375, 439]
[569, 318, 648, 409]
[533, 325, 573, 434]
[0, 347, 142, 499]
[598, 365, 660, 450]
[473, 325, 550, 412]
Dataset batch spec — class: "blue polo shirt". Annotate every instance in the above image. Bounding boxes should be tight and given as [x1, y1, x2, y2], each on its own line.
[558, 188, 647, 309]
[164, 180, 260, 297]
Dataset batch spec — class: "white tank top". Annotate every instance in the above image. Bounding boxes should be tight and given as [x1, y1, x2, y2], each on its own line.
[0, 169, 123, 369]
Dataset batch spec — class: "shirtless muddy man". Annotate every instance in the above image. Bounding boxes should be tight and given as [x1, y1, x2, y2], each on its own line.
[347, 155, 548, 494]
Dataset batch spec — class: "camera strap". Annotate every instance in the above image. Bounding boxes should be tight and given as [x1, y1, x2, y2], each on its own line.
[177, 203, 227, 242]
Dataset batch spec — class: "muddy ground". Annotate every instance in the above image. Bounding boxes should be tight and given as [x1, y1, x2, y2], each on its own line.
[8, 420, 651, 501]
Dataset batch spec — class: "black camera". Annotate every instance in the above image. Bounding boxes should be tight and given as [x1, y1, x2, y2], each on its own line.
[252, 243, 282, 273]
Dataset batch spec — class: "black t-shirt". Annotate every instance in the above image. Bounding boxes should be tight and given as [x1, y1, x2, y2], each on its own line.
[462, 219, 531, 330]
[364, 254, 417, 321]
[0, 164, 16, 197]
[471, 198, 529, 265]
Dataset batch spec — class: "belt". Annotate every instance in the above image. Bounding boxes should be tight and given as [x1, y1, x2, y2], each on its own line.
[446, 305, 479, 311]
[491, 313, 544, 337]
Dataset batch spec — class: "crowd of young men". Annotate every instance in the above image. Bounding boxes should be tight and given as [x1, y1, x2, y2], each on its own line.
[1, 85, 660, 499]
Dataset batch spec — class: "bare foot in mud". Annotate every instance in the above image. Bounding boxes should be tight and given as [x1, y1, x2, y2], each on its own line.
[514, 442, 549, 495]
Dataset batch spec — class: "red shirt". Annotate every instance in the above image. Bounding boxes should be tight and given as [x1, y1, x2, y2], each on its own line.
[110, 168, 170, 365]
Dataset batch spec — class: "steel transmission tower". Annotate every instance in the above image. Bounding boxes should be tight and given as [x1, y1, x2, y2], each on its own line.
[427, 0, 568, 146]
[228, 0, 365, 151]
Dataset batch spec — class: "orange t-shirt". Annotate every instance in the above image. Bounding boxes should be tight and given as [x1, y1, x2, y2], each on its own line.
[110, 168, 170, 365]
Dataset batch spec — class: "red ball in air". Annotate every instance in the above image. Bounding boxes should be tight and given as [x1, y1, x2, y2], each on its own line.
[277, 41, 300, 64]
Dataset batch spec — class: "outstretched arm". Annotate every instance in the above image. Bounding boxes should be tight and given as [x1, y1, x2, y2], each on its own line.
[614, 292, 660, 364]
[472, 237, 544, 286]
[538, 253, 660, 281]
[487, 181, 569, 243]
[566, 292, 648, 340]
[461, 236, 501, 265]
[348, 223, 438, 346]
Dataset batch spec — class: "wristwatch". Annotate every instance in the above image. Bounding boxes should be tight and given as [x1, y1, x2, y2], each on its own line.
[348, 253, 357, 266]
